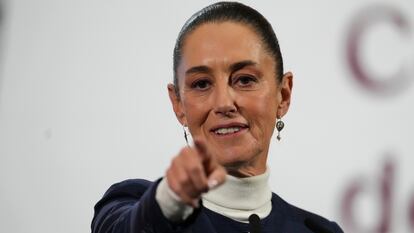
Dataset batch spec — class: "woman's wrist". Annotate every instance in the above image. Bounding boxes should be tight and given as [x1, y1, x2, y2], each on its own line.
[155, 177, 195, 222]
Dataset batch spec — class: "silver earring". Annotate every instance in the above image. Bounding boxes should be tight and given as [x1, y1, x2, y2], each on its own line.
[183, 125, 189, 146]
[276, 118, 285, 141]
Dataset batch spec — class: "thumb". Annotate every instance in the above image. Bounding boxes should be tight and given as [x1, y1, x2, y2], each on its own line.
[207, 165, 227, 190]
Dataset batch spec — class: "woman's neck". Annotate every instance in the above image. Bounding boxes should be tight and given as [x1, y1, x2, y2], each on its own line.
[201, 169, 272, 223]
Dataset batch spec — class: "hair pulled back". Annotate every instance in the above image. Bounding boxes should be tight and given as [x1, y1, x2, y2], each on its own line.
[173, 2, 284, 93]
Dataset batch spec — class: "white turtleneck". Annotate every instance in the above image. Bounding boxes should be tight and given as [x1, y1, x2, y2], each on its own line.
[202, 169, 272, 222]
[155, 170, 272, 223]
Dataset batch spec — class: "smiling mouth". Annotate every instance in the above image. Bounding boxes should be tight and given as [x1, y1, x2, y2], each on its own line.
[211, 124, 249, 136]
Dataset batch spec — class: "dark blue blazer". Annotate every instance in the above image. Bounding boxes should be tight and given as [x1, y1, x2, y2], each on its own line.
[92, 179, 343, 233]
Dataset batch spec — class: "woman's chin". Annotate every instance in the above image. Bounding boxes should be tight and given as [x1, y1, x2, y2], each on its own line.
[214, 144, 264, 170]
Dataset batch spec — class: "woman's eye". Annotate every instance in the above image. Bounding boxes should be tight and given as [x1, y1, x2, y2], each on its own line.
[191, 79, 211, 90]
[235, 75, 257, 86]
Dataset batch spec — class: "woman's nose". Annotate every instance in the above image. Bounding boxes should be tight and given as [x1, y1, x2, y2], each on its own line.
[213, 85, 237, 117]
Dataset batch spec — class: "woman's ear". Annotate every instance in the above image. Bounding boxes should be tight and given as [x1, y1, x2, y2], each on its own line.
[168, 83, 187, 125]
[277, 72, 293, 118]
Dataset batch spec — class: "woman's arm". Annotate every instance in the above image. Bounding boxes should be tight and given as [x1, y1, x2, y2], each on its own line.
[92, 141, 225, 233]
[91, 179, 181, 233]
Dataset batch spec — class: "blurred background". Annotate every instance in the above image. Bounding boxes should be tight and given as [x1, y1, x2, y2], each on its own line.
[0, 0, 413, 232]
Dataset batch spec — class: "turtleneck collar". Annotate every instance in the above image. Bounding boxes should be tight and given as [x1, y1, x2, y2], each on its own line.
[201, 169, 272, 223]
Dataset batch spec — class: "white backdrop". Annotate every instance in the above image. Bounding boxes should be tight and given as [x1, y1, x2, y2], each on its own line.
[0, 1, 413, 233]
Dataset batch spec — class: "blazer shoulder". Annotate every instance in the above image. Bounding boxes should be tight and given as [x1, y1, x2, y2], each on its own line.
[272, 193, 344, 233]
[94, 179, 154, 211]
[102, 178, 153, 198]
[106, 179, 153, 195]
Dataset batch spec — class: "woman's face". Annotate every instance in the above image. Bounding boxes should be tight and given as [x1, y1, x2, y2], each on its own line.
[169, 22, 292, 177]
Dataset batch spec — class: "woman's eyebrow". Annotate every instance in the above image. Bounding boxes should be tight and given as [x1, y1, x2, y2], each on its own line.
[229, 60, 257, 73]
[185, 65, 213, 76]
[185, 60, 257, 76]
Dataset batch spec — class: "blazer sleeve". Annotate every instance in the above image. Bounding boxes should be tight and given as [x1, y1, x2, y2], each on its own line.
[91, 178, 191, 233]
[331, 221, 344, 233]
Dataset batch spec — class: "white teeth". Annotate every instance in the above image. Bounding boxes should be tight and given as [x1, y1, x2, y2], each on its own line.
[214, 127, 241, 135]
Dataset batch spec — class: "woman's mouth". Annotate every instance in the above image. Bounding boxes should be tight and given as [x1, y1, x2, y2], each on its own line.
[214, 127, 242, 135]
[211, 123, 249, 136]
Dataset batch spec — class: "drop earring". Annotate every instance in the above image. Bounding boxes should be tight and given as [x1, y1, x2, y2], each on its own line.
[183, 125, 189, 146]
[276, 118, 285, 141]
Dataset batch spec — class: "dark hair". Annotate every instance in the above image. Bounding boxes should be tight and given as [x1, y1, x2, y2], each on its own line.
[173, 1, 284, 94]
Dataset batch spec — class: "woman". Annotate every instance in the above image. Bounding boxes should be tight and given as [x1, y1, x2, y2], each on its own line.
[92, 2, 343, 233]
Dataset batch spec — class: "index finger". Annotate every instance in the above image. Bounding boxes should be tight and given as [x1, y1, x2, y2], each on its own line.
[193, 139, 211, 162]
[193, 139, 221, 175]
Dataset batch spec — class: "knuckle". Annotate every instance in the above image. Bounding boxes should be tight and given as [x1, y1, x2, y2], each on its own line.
[171, 185, 183, 196]
[180, 147, 192, 155]
[176, 173, 190, 186]
[170, 157, 178, 166]
[171, 157, 182, 168]
[188, 164, 201, 174]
